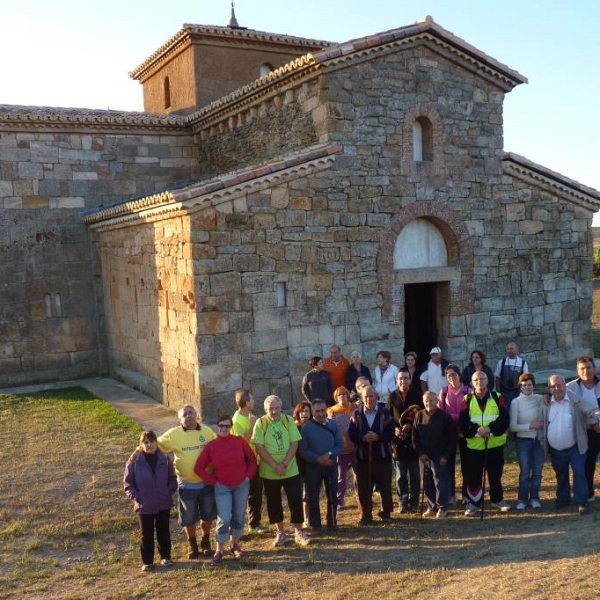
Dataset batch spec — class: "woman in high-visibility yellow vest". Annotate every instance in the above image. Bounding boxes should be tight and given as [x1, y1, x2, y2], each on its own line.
[459, 372, 511, 517]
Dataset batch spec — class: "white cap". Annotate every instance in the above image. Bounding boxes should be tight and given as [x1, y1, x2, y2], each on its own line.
[430, 347, 442, 355]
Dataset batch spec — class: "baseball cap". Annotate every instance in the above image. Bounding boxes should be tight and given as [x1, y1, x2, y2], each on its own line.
[430, 347, 442, 354]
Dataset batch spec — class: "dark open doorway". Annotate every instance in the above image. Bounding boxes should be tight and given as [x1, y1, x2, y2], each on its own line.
[404, 282, 439, 370]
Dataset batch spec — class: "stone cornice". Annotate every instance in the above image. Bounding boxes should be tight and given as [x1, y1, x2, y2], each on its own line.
[0, 105, 188, 133]
[83, 143, 341, 230]
[129, 24, 334, 81]
[312, 17, 526, 91]
[503, 152, 600, 212]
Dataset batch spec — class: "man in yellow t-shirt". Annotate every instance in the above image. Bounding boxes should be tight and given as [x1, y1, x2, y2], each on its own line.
[158, 404, 215, 559]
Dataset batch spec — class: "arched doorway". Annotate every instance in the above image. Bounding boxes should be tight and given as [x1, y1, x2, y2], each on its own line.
[394, 218, 449, 363]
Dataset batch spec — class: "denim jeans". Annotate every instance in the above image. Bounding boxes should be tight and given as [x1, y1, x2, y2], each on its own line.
[515, 437, 544, 502]
[421, 458, 450, 509]
[394, 458, 420, 507]
[548, 444, 587, 505]
[214, 478, 250, 543]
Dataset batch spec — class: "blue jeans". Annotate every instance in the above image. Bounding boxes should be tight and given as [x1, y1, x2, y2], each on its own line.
[515, 437, 544, 502]
[214, 478, 250, 543]
[394, 458, 420, 507]
[548, 444, 587, 505]
[421, 458, 450, 510]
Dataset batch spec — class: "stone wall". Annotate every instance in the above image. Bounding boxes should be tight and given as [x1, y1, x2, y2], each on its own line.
[95, 215, 201, 413]
[0, 116, 199, 386]
[195, 77, 325, 178]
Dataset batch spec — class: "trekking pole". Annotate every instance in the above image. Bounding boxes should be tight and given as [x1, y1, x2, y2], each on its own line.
[480, 437, 488, 521]
[419, 461, 426, 520]
[367, 441, 373, 519]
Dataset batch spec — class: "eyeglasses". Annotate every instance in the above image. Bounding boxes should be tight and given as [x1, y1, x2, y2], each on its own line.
[217, 424, 232, 429]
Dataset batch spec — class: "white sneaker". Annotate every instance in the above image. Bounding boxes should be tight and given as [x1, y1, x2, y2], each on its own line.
[464, 503, 478, 517]
[516, 501, 526, 510]
[530, 499, 542, 509]
[491, 500, 512, 512]
[273, 531, 288, 547]
[294, 530, 311, 546]
[436, 509, 448, 519]
[422, 507, 436, 517]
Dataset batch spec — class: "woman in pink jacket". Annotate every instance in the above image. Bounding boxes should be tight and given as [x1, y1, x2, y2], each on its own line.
[194, 414, 257, 566]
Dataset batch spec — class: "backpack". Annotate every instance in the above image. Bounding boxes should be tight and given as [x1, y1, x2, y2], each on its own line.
[259, 413, 291, 432]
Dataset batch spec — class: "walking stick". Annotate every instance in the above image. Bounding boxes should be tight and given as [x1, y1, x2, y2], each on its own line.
[367, 441, 373, 519]
[419, 461, 427, 520]
[480, 437, 489, 521]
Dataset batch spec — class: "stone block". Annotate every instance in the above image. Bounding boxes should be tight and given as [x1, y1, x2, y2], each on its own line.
[252, 328, 288, 352]
[242, 273, 274, 294]
[254, 308, 287, 331]
[197, 312, 229, 334]
[199, 357, 242, 395]
[210, 272, 241, 296]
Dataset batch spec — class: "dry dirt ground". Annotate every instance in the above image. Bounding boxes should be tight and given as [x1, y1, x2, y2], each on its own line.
[2, 391, 600, 599]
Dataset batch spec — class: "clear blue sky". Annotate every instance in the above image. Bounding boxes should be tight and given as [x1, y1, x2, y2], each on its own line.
[3, 0, 599, 219]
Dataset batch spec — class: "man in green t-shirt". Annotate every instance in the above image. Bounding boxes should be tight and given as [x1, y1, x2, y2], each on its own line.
[251, 395, 310, 547]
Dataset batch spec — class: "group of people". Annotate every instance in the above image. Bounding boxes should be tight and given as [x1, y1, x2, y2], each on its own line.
[123, 342, 600, 571]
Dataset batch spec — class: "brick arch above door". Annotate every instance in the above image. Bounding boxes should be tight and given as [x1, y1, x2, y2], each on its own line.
[377, 201, 475, 323]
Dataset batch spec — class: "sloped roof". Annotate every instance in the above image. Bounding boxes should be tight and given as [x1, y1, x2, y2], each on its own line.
[130, 23, 335, 80]
[82, 143, 341, 229]
[187, 15, 527, 127]
[503, 152, 600, 211]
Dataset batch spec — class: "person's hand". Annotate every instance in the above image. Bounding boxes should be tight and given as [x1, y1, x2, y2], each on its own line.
[363, 431, 379, 442]
[530, 420, 543, 430]
[594, 422, 600, 434]
[402, 423, 412, 433]
[274, 463, 287, 476]
[249, 414, 257, 427]
[477, 426, 490, 438]
[395, 426, 402, 437]
[316, 453, 332, 466]
[419, 454, 429, 465]
[439, 456, 447, 467]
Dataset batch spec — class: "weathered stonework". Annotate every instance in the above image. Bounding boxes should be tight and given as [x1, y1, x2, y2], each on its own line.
[2, 18, 600, 420]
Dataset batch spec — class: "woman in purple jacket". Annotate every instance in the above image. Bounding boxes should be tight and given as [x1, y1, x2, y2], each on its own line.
[124, 430, 177, 572]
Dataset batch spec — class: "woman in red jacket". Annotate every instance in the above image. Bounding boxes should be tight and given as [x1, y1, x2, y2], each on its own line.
[194, 415, 257, 566]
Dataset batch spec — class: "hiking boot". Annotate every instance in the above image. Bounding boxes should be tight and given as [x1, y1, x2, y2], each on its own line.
[200, 534, 212, 556]
[273, 531, 289, 547]
[294, 530, 310, 546]
[209, 551, 223, 567]
[399, 502, 410, 514]
[422, 507, 435, 517]
[464, 503, 478, 517]
[491, 500, 512, 512]
[249, 524, 269, 534]
[578, 503, 590, 515]
[187, 537, 200, 559]
[141, 563, 155, 572]
[231, 543, 244, 558]
[436, 509, 448, 519]
[160, 558, 173, 566]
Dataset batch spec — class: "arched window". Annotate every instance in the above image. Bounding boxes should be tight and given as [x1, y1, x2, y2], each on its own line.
[163, 76, 171, 109]
[259, 63, 274, 78]
[393, 219, 448, 269]
[412, 116, 433, 162]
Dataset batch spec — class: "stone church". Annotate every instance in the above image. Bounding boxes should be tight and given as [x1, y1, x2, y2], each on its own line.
[1, 14, 599, 419]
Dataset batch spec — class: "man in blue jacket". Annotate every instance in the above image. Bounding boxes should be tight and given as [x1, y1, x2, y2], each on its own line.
[299, 399, 344, 532]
